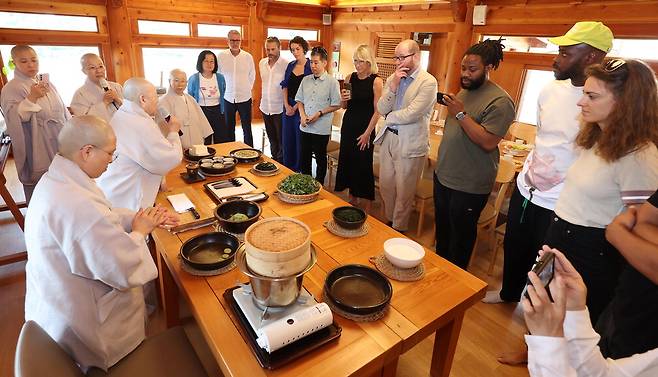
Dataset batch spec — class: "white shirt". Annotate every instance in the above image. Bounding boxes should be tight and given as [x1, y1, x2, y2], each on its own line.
[556, 143, 658, 228]
[96, 100, 182, 211]
[517, 79, 583, 210]
[218, 49, 255, 103]
[258, 56, 288, 114]
[527, 309, 658, 377]
[198, 74, 220, 107]
[25, 155, 157, 372]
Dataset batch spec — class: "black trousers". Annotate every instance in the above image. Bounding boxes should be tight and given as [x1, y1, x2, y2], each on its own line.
[300, 131, 330, 185]
[223, 99, 253, 147]
[200, 104, 226, 144]
[500, 186, 554, 302]
[262, 112, 283, 163]
[544, 216, 624, 324]
[434, 176, 489, 269]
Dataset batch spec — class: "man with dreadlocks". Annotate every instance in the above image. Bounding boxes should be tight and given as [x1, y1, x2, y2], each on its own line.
[433, 38, 515, 269]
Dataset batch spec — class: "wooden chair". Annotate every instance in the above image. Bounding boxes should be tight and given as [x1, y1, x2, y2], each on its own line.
[509, 121, 537, 144]
[15, 321, 208, 377]
[325, 109, 344, 188]
[414, 175, 433, 237]
[0, 135, 28, 266]
[468, 158, 516, 272]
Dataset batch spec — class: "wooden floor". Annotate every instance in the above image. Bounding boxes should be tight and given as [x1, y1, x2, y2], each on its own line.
[0, 124, 529, 377]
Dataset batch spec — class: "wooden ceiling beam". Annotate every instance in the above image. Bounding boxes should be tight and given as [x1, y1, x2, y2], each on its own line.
[450, 0, 467, 22]
[330, 0, 448, 8]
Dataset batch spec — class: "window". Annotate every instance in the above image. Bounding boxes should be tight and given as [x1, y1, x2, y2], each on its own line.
[484, 35, 658, 60]
[516, 69, 555, 125]
[198, 24, 241, 38]
[1, 44, 100, 105]
[0, 11, 97, 32]
[267, 28, 318, 42]
[141, 47, 225, 90]
[420, 50, 430, 71]
[137, 20, 190, 36]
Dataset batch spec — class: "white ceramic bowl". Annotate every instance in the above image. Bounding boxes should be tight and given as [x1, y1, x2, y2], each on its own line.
[383, 238, 425, 269]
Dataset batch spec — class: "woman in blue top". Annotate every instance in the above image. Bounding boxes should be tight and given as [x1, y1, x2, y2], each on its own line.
[280, 36, 312, 172]
[187, 50, 227, 143]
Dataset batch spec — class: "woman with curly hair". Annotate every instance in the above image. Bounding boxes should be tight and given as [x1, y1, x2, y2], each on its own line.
[545, 58, 658, 324]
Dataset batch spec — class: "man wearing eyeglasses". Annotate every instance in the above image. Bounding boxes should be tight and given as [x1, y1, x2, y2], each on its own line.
[218, 29, 256, 146]
[24, 115, 179, 372]
[96, 78, 182, 212]
[375, 39, 437, 233]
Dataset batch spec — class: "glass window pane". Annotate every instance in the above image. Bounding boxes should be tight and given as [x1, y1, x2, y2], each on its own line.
[483, 35, 556, 54]
[267, 28, 318, 41]
[198, 24, 241, 38]
[137, 20, 189, 36]
[420, 50, 430, 71]
[280, 50, 295, 62]
[517, 69, 555, 125]
[1, 44, 100, 105]
[0, 11, 98, 32]
[141, 47, 226, 90]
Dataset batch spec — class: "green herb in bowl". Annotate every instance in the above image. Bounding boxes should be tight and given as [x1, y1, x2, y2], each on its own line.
[278, 174, 320, 195]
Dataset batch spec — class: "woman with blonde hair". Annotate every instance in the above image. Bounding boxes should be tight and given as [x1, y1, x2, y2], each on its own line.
[334, 44, 383, 212]
[544, 58, 658, 325]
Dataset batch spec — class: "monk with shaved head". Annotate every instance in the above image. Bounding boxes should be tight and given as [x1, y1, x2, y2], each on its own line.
[96, 77, 182, 211]
[70, 53, 123, 122]
[24, 115, 179, 372]
[0, 44, 70, 202]
[158, 69, 213, 149]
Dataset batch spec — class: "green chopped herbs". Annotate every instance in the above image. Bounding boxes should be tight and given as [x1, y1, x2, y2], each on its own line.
[255, 162, 277, 171]
[278, 174, 320, 195]
[228, 213, 249, 222]
[335, 208, 364, 222]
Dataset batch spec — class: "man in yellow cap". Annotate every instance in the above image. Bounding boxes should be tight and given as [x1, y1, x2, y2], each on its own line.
[481, 21, 614, 365]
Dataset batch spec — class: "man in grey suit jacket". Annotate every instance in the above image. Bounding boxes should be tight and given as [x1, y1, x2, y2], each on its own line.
[375, 39, 437, 232]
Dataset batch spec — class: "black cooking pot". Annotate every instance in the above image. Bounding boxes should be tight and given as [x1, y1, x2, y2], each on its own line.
[180, 232, 240, 271]
[214, 199, 261, 234]
[323, 264, 392, 315]
[332, 206, 366, 230]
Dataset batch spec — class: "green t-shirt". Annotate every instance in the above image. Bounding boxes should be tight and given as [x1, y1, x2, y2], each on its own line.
[435, 80, 515, 194]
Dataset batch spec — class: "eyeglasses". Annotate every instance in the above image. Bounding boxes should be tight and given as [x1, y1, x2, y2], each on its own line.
[353, 59, 368, 65]
[229, 39, 241, 43]
[604, 59, 626, 72]
[92, 145, 119, 162]
[393, 53, 415, 62]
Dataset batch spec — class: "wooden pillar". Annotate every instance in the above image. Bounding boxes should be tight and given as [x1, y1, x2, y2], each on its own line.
[248, 0, 265, 120]
[444, 0, 474, 95]
[106, 0, 136, 85]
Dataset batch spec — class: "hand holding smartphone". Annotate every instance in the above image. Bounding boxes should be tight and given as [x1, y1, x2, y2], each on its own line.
[437, 92, 449, 106]
[37, 73, 50, 85]
[523, 252, 555, 301]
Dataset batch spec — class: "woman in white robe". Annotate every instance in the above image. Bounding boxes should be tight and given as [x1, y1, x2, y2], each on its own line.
[25, 115, 176, 372]
[159, 69, 213, 149]
[70, 53, 123, 122]
[0, 45, 70, 202]
[96, 78, 182, 211]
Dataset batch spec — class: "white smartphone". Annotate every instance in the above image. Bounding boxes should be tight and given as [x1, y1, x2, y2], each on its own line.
[37, 73, 50, 84]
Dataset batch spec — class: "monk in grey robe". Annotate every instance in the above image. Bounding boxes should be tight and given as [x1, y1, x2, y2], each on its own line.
[158, 69, 213, 149]
[70, 53, 123, 122]
[0, 45, 70, 202]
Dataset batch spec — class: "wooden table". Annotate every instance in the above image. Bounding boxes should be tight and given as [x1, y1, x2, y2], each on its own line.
[152, 142, 487, 377]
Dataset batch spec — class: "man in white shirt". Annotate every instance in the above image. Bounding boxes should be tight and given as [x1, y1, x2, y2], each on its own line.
[484, 22, 613, 305]
[218, 30, 256, 146]
[24, 115, 178, 372]
[259, 36, 288, 162]
[70, 53, 123, 122]
[96, 78, 182, 211]
[159, 69, 213, 149]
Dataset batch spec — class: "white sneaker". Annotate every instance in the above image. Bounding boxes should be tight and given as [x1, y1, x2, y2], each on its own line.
[482, 290, 505, 304]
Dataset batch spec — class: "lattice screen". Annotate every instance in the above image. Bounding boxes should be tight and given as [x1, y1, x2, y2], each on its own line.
[373, 32, 409, 79]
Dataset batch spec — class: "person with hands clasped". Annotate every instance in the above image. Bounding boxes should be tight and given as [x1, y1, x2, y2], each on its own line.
[294, 46, 341, 185]
[524, 247, 658, 377]
[24, 116, 180, 372]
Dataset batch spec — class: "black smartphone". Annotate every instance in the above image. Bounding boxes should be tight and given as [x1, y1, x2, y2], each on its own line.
[437, 92, 448, 105]
[523, 252, 555, 300]
[343, 82, 352, 92]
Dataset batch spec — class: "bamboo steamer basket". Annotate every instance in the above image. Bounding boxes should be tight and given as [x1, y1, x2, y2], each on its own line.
[244, 217, 312, 277]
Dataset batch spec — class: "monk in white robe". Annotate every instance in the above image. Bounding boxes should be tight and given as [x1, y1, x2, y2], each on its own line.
[70, 53, 123, 122]
[0, 45, 70, 202]
[159, 69, 213, 149]
[96, 78, 182, 211]
[24, 115, 178, 372]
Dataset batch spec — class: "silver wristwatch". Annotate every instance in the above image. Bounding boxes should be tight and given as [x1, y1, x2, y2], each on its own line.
[455, 111, 467, 121]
